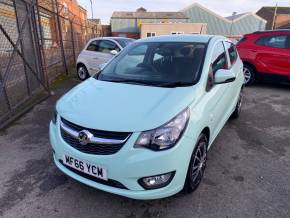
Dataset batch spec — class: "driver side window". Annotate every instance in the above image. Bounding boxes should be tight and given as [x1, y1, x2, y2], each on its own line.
[211, 42, 228, 74]
[206, 42, 228, 91]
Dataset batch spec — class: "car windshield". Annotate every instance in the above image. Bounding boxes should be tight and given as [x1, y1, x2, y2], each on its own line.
[114, 38, 135, 48]
[96, 41, 206, 87]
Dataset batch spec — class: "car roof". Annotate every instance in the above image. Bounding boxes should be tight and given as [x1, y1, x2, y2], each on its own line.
[90, 37, 134, 41]
[136, 34, 219, 43]
[253, 29, 290, 34]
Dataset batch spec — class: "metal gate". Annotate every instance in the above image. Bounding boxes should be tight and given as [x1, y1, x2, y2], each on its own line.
[0, 0, 50, 129]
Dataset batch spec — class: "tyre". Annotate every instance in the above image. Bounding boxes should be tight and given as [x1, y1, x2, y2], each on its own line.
[183, 133, 208, 194]
[77, 65, 89, 81]
[231, 90, 243, 119]
[243, 64, 255, 86]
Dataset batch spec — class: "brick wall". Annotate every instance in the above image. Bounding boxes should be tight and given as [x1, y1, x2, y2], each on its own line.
[275, 14, 290, 28]
[58, 0, 87, 34]
[112, 32, 140, 39]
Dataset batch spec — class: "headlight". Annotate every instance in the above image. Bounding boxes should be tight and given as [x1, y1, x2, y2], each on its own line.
[134, 108, 190, 151]
[52, 108, 58, 124]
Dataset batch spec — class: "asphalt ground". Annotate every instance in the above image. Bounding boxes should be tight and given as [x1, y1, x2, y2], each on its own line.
[0, 79, 290, 218]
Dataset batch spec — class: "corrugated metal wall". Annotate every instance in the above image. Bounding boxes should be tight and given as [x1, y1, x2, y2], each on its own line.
[111, 18, 188, 33]
[111, 5, 266, 36]
[231, 15, 266, 36]
[182, 5, 266, 36]
[182, 6, 229, 35]
[111, 19, 137, 32]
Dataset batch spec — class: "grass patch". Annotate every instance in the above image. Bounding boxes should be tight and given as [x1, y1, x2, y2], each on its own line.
[49, 64, 78, 89]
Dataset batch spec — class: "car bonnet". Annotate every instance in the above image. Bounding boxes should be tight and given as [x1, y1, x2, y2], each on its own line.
[57, 78, 197, 132]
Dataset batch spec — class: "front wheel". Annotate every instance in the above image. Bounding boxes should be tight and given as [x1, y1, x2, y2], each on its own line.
[183, 133, 208, 194]
[243, 64, 255, 86]
[77, 65, 89, 81]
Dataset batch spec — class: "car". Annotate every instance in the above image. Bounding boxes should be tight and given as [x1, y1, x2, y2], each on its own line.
[76, 37, 135, 80]
[49, 35, 244, 200]
[236, 30, 290, 85]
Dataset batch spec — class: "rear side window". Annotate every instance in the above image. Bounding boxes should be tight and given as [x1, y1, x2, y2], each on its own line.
[211, 42, 228, 74]
[224, 42, 238, 66]
[256, 35, 288, 49]
[87, 40, 99, 52]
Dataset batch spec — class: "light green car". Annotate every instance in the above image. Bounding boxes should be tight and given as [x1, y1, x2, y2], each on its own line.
[49, 35, 244, 200]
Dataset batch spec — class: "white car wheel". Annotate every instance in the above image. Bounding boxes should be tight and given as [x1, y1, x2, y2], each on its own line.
[77, 65, 89, 81]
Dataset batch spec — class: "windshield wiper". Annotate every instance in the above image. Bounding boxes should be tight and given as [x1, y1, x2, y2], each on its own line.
[158, 82, 194, 88]
[102, 79, 156, 86]
[99, 78, 194, 88]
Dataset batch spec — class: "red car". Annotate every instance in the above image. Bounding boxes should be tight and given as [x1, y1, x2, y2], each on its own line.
[236, 30, 290, 85]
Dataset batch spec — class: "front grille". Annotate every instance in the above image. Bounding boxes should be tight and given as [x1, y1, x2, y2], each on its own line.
[59, 160, 128, 190]
[61, 118, 130, 140]
[60, 118, 131, 155]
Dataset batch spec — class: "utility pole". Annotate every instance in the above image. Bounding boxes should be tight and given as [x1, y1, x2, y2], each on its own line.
[271, 3, 278, 30]
[90, 0, 94, 19]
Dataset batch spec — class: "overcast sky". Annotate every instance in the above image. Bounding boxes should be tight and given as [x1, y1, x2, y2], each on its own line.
[78, 0, 290, 24]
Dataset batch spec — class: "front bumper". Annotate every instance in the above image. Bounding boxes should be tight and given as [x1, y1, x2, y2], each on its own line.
[49, 121, 195, 200]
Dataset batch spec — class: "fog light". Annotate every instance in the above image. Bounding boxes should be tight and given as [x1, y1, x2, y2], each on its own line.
[138, 171, 175, 190]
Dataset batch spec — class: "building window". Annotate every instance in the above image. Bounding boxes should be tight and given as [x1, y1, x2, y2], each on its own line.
[146, 32, 156, 37]
[171, 31, 184, 35]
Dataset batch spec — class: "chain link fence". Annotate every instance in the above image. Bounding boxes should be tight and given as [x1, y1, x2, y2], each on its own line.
[0, 0, 103, 128]
[38, 0, 101, 81]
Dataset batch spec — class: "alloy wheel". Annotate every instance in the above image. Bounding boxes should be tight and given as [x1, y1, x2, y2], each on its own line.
[190, 137, 207, 186]
[78, 66, 87, 80]
[243, 67, 252, 85]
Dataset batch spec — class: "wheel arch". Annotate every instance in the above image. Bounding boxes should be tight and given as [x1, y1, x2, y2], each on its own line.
[243, 61, 257, 72]
[76, 62, 86, 69]
[201, 127, 210, 147]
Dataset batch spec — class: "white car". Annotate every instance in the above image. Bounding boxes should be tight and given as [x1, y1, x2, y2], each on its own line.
[76, 37, 135, 80]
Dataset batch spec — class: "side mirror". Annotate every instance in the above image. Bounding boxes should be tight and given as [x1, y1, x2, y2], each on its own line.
[214, 69, 236, 84]
[110, 50, 118, 55]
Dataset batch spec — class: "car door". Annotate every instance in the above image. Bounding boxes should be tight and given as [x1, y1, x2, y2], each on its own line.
[255, 34, 290, 77]
[287, 35, 290, 77]
[80, 40, 103, 75]
[205, 41, 232, 139]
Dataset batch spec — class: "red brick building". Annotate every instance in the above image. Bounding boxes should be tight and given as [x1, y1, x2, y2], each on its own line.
[257, 7, 290, 30]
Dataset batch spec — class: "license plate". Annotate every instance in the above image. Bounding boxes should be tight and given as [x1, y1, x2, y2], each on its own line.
[63, 155, 108, 181]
